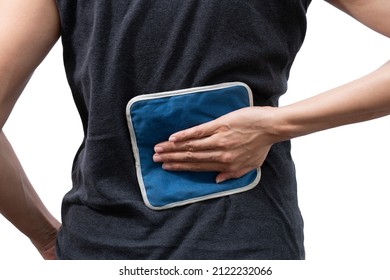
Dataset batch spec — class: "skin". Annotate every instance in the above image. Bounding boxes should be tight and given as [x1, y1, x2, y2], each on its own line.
[0, 0, 389, 259]
[154, 62, 390, 182]
[153, 0, 390, 183]
[0, 0, 61, 259]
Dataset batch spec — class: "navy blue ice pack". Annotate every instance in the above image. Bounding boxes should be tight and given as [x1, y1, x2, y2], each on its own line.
[126, 82, 261, 210]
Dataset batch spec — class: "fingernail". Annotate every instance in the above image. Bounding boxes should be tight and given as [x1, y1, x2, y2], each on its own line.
[216, 177, 226, 184]
[154, 146, 164, 153]
[168, 135, 177, 142]
[153, 154, 162, 162]
[162, 163, 171, 170]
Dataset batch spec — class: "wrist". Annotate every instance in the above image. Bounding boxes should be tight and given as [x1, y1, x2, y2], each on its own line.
[254, 106, 296, 143]
[29, 216, 61, 258]
[269, 103, 325, 141]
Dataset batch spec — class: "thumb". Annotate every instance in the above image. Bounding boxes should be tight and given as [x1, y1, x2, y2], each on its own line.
[215, 167, 254, 184]
[215, 173, 230, 184]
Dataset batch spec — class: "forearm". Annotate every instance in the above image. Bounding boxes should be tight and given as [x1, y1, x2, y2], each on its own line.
[275, 60, 390, 140]
[0, 131, 60, 250]
[275, 0, 390, 141]
[0, 0, 61, 258]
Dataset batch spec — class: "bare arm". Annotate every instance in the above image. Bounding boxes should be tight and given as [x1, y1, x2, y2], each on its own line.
[153, 0, 390, 183]
[0, 0, 61, 259]
[277, 0, 390, 138]
[327, 0, 390, 37]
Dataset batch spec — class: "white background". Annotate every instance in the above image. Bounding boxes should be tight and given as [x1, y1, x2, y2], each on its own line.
[1, 0, 390, 278]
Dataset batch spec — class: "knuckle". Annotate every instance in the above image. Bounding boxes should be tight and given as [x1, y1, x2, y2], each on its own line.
[194, 129, 204, 138]
[184, 142, 195, 152]
[208, 154, 219, 162]
[184, 151, 195, 161]
[215, 139, 226, 149]
[216, 138, 235, 150]
[220, 152, 234, 164]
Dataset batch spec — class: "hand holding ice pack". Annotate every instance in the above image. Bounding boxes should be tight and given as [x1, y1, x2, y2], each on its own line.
[126, 82, 261, 210]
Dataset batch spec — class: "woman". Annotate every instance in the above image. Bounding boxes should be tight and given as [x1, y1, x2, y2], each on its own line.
[0, 0, 389, 259]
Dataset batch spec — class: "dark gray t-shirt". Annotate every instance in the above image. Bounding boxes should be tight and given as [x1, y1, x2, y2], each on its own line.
[55, 0, 311, 259]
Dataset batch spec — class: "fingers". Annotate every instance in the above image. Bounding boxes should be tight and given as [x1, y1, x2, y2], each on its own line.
[161, 162, 226, 173]
[168, 119, 221, 142]
[151, 108, 271, 183]
[216, 167, 256, 184]
[158, 159, 257, 184]
[154, 135, 220, 154]
[153, 150, 223, 163]
[153, 147, 259, 183]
